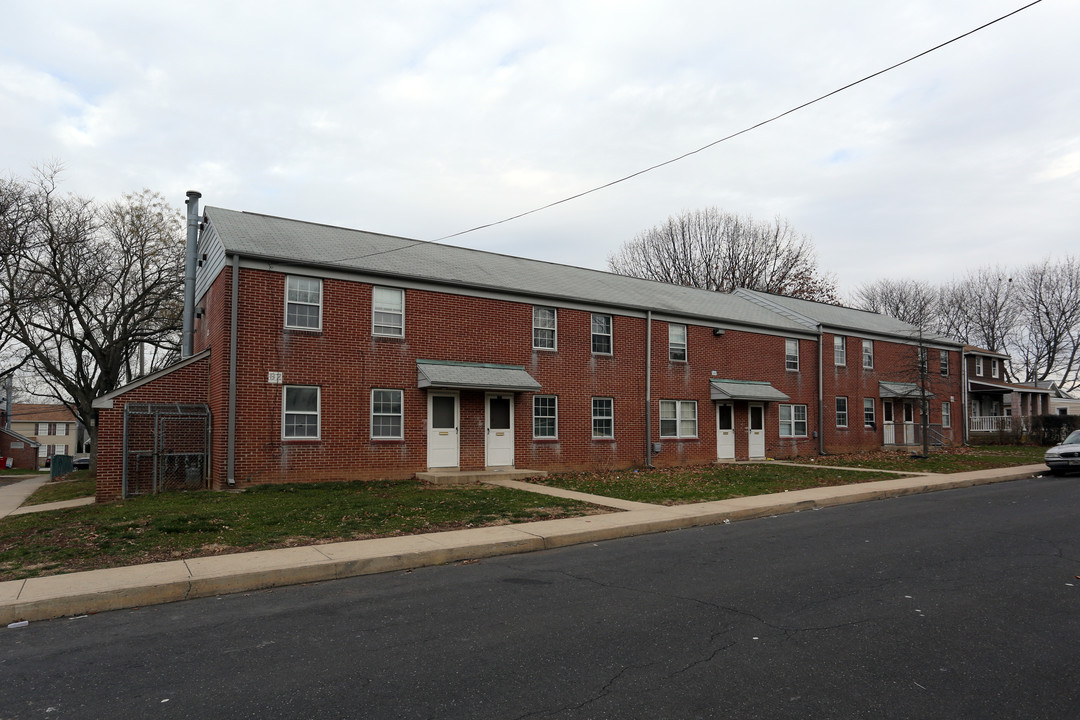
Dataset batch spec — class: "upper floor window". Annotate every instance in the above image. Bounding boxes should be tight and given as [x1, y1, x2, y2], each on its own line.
[372, 287, 404, 337]
[785, 339, 799, 371]
[940, 351, 949, 376]
[975, 356, 984, 376]
[862, 339, 874, 369]
[863, 398, 875, 426]
[660, 400, 697, 438]
[36, 423, 48, 436]
[533, 395, 558, 439]
[56, 423, 68, 436]
[836, 397, 848, 427]
[834, 335, 846, 366]
[592, 397, 614, 438]
[533, 306, 557, 350]
[991, 358, 999, 378]
[669, 324, 687, 362]
[918, 347, 928, 374]
[285, 276, 322, 330]
[283, 385, 320, 439]
[591, 314, 612, 355]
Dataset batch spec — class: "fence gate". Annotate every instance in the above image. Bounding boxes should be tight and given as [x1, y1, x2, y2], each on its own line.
[122, 403, 211, 498]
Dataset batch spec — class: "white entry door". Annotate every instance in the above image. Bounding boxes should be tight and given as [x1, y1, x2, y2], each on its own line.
[427, 393, 459, 468]
[883, 400, 895, 444]
[486, 393, 514, 467]
[903, 401, 915, 444]
[748, 404, 765, 459]
[716, 403, 735, 460]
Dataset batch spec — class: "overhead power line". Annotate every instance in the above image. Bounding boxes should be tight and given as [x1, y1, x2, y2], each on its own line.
[333, 0, 1042, 263]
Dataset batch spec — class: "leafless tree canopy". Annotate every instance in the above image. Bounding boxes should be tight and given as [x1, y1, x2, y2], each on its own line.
[0, 166, 185, 456]
[852, 258, 1080, 392]
[608, 208, 838, 302]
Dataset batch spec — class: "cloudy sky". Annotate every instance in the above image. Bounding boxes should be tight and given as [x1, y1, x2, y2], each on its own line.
[2, 0, 1076, 297]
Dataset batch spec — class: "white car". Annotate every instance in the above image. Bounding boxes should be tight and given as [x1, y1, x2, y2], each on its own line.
[1044, 430, 1080, 476]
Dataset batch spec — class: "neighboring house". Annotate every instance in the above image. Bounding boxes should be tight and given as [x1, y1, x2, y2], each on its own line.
[0, 426, 40, 470]
[92, 201, 965, 502]
[1032, 381, 1080, 416]
[5, 403, 84, 468]
[964, 346, 1050, 437]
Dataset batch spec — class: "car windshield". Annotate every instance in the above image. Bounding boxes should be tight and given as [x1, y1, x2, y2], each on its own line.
[1063, 430, 1080, 445]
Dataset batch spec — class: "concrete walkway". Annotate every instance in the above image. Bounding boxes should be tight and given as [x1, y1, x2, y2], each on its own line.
[0, 464, 1049, 626]
[0, 475, 51, 519]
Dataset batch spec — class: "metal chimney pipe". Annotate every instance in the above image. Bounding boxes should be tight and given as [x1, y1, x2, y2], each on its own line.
[182, 191, 202, 358]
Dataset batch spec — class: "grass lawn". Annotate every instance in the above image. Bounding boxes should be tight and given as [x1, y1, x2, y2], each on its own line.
[807, 445, 1048, 473]
[534, 464, 903, 505]
[23, 474, 97, 505]
[0, 480, 599, 582]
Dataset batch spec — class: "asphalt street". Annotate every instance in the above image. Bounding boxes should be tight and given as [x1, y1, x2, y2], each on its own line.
[2, 476, 1078, 719]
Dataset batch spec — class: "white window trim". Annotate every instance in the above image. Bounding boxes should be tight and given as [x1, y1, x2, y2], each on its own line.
[834, 335, 846, 366]
[940, 351, 949, 376]
[836, 397, 848, 428]
[862, 340, 874, 369]
[863, 398, 875, 426]
[991, 359, 999, 378]
[532, 306, 557, 351]
[372, 287, 405, 338]
[659, 399, 698, 438]
[975, 356, 983, 376]
[282, 385, 321, 440]
[533, 395, 558, 439]
[592, 397, 614, 439]
[591, 314, 613, 355]
[779, 404, 808, 437]
[370, 388, 404, 439]
[786, 339, 799, 371]
[942, 401, 952, 429]
[284, 275, 323, 331]
[37, 423, 48, 436]
[669, 323, 687, 362]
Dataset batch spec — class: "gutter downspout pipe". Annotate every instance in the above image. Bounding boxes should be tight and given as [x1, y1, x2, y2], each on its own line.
[818, 326, 825, 455]
[645, 310, 653, 468]
[227, 254, 239, 487]
[182, 191, 201, 359]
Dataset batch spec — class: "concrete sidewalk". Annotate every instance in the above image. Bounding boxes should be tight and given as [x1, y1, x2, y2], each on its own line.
[0, 475, 51, 519]
[0, 464, 1049, 626]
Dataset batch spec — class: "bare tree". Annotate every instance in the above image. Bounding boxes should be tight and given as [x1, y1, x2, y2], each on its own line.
[608, 208, 838, 302]
[0, 166, 185, 467]
[852, 278, 939, 328]
[1013, 257, 1080, 389]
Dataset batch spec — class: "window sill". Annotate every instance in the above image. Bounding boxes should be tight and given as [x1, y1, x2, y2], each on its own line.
[591, 437, 616, 442]
[373, 335, 405, 341]
[533, 437, 559, 443]
[659, 436, 698, 441]
[284, 327, 322, 335]
[370, 437, 405, 443]
[533, 347, 558, 353]
[282, 438, 321, 444]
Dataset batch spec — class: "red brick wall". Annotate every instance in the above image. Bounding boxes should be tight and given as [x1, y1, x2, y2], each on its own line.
[0, 433, 38, 471]
[95, 357, 209, 502]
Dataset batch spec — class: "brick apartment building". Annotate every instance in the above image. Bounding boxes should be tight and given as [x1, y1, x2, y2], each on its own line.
[92, 198, 964, 502]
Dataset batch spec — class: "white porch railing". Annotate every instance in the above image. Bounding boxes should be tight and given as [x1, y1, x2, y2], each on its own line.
[969, 416, 1027, 433]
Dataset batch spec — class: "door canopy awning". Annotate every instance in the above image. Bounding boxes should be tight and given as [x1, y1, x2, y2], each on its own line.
[878, 381, 935, 399]
[709, 379, 790, 402]
[417, 359, 541, 392]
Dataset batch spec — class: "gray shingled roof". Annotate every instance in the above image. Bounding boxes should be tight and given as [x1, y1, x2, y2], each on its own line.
[416, 360, 541, 392]
[205, 207, 810, 333]
[736, 289, 960, 345]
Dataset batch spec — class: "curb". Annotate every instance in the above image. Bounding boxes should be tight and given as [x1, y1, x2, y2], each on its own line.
[0, 466, 1045, 626]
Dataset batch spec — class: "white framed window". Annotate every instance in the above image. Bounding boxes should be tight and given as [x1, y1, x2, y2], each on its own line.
[37, 423, 48, 436]
[940, 351, 949, 376]
[38, 444, 47, 458]
[533, 395, 558, 439]
[533, 306, 557, 350]
[785, 338, 799, 371]
[975, 356, 984, 376]
[372, 287, 404, 337]
[991, 358, 999, 378]
[836, 397, 848, 427]
[371, 389, 403, 438]
[283, 385, 320, 439]
[834, 335, 846, 366]
[592, 397, 613, 438]
[58, 444, 68, 456]
[918, 347, 928, 374]
[56, 423, 69, 436]
[779, 404, 808, 437]
[668, 323, 687, 362]
[862, 339, 874, 369]
[942, 401, 952, 429]
[863, 398, 875, 426]
[659, 400, 697, 438]
[591, 314, 612, 355]
[285, 275, 322, 330]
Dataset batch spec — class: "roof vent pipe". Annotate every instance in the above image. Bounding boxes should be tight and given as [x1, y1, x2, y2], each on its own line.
[182, 191, 202, 359]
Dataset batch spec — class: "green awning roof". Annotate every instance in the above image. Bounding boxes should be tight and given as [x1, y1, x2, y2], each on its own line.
[709, 379, 790, 402]
[417, 360, 541, 392]
[878, 381, 935, 399]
